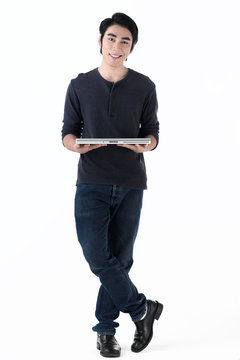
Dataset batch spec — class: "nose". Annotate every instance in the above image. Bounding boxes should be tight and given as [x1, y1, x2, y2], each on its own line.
[112, 40, 122, 52]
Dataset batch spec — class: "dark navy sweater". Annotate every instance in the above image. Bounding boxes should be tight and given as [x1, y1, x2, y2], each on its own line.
[62, 68, 159, 189]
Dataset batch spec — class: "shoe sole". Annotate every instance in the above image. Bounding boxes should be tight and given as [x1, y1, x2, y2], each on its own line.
[131, 301, 163, 353]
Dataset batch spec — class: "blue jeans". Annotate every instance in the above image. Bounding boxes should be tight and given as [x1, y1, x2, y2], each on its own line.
[74, 184, 147, 335]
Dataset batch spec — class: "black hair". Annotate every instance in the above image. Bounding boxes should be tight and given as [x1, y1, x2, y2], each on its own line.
[99, 12, 138, 53]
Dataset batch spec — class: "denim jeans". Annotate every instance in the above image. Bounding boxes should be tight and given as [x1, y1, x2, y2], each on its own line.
[74, 184, 147, 335]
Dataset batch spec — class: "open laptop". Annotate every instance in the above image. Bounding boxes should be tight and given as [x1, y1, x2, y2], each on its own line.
[76, 138, 151, 145]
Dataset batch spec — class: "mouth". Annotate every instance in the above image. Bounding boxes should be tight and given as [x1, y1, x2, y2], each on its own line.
[109, 54, 123, 60]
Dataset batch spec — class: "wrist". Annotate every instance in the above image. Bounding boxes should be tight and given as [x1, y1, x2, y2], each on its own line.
[63, 134, 78, 152]
[146, 135, 157, 151]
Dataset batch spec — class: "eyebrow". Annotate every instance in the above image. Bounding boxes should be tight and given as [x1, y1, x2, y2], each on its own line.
[107, 33, 131, 41]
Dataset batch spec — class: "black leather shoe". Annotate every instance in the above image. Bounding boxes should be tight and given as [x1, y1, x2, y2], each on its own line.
[131, 300, 163, 353]
[97, 334, 121, 357]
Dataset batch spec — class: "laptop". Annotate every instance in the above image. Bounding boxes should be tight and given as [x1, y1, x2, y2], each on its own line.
[76, 138, 151, 145]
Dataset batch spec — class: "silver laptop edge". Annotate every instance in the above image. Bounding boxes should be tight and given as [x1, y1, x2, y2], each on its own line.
[76, 138, 151, 145]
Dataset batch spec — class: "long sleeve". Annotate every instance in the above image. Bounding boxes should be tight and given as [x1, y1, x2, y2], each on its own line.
[139, 86, 159, 147]
[61, 81, 83, 141]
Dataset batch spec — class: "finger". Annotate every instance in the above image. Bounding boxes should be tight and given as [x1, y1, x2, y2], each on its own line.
[132, 144, 143, 152]
[136, 144, 148, 151]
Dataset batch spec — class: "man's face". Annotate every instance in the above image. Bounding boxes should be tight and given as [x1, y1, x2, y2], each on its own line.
[99, 24, 134, 67]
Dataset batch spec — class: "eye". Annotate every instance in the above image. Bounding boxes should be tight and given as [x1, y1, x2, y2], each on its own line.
[108, 37, 115, 42]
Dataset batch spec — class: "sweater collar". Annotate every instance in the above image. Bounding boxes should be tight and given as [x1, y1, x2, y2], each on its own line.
[94, 67, 132, 85]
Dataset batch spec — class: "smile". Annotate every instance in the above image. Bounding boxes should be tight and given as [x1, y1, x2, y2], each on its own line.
[109, 54, 123, 59]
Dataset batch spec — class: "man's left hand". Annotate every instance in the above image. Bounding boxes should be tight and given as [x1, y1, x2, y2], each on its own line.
[117, 135, 157, 153]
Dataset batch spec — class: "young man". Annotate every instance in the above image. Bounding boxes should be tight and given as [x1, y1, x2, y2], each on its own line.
[62, 13, 163, 357]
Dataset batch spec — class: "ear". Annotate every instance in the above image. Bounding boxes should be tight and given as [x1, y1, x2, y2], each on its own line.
[98, 35, 102, 47]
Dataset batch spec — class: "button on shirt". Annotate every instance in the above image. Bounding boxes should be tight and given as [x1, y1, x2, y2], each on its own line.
[62, 68, 159, 189]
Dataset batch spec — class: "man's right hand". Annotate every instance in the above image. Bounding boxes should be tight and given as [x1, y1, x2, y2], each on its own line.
[63, 134, 106, 154]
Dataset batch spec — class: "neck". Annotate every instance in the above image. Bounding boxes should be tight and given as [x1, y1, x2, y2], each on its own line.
[98, 63, 129, 83]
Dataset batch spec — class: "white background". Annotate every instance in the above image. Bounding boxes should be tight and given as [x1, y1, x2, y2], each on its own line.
[0, 0, 240, 359]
